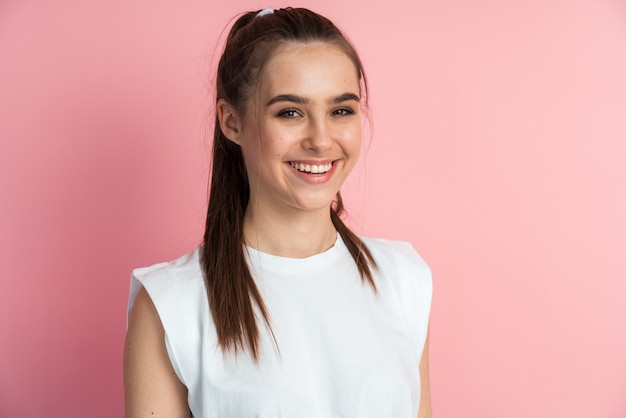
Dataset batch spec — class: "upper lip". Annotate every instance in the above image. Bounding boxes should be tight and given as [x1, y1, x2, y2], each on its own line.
[287, 159, 335, 165]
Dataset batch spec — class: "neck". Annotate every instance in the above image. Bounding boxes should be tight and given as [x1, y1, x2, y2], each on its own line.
[243, 205, 337, 258]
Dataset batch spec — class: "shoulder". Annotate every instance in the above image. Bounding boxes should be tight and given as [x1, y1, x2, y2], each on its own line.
[358, 235, 433, 309]
[359, 236, 432, 358]
[127, 247, 206, 329]
[126, 247, 210, 389]
[359, 236, 431, 280]
[132, 247, 203, 288]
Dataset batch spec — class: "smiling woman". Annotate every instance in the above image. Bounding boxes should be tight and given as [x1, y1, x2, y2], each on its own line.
[219, 42, 363, 224]
[123, 7, 432, 418]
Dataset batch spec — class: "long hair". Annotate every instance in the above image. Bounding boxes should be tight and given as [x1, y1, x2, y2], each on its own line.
[202, 7, 377, 361]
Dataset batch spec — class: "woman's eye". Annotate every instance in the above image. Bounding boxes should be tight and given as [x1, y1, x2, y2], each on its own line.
[277, 109, 301, 119]
[332, 107, 355, 116]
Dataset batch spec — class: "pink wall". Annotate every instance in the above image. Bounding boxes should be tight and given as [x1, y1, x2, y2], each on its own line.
[1, 1, 625, 417]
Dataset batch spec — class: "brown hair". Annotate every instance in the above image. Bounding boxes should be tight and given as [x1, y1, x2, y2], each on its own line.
[202, 7, 377, 360]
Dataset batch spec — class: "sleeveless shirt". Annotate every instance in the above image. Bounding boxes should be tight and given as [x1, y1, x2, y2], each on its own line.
[128, 236, 432, 417]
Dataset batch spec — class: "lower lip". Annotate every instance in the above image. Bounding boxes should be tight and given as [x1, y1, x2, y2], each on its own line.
[287, 162, 337, 184]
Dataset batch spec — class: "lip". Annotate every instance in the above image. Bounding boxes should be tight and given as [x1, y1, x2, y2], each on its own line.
[286, 159, 338, 184]
[287, 159, 335, 165]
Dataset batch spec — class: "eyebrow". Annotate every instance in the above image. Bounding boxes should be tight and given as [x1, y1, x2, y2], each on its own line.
[266, 92, 360, 107]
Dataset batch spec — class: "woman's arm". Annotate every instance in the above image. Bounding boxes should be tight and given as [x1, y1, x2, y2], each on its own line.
[124, 287, 190, 417]
[417, 325, 433, 418]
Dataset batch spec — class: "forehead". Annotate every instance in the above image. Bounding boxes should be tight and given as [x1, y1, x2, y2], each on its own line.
[256, 42, 360, 98]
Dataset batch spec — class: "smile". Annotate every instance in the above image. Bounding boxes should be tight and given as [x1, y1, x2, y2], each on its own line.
[289, 162, 333, 174]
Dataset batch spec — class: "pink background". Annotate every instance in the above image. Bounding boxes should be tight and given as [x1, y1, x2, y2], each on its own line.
[1, 1, 625, 417]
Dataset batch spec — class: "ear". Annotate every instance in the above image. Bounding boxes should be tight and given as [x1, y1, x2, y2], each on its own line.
[217, 98, 242, 144]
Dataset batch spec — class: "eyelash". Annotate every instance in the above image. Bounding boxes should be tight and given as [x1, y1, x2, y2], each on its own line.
[332, 107, 355, 116]
[277, 109, 301, 119]
[276, 107, 355, 118]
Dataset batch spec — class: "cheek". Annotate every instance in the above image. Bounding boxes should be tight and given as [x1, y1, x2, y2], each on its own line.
[259, 128, 291, 158]
[345, 125, 363, 154]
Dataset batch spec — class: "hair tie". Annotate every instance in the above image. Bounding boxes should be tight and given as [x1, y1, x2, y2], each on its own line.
[256, 8, 274, 18]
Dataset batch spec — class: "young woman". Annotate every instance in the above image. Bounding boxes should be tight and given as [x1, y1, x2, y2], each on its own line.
[124, 8, 432, 418]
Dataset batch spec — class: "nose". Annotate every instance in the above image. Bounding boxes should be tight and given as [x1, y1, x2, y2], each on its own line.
[304, 117, 332, 153]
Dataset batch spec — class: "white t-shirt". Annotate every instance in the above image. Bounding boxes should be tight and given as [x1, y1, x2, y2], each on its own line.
[128, 236, 432, 418]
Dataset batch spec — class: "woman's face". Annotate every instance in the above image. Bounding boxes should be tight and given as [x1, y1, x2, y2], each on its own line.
[236, 42, 362, 217]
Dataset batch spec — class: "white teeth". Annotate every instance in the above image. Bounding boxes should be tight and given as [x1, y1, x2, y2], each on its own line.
[290, 162, 332, 174]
